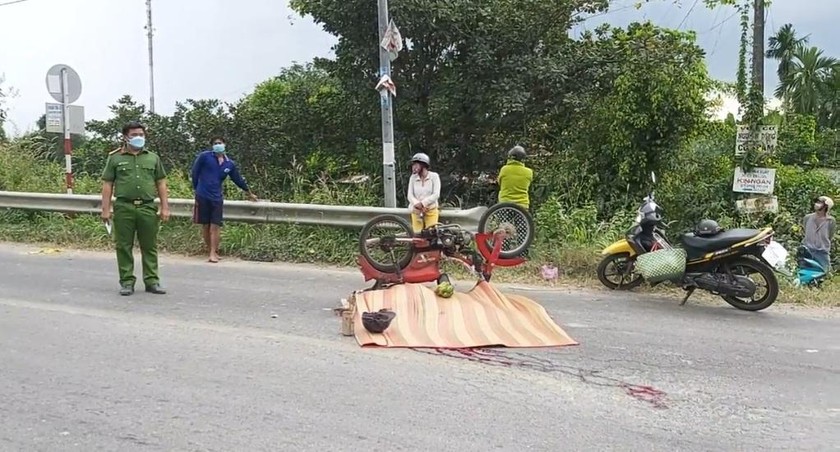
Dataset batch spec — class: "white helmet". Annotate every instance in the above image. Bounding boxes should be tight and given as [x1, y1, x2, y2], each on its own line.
[411, 152, 430, 167]
[818, 196, 834, 210]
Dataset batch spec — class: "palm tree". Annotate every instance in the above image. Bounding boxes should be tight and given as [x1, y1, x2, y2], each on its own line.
[785, 46, 839, 116]
[817, 66, 840, 128]
[766, 23, 810, 101]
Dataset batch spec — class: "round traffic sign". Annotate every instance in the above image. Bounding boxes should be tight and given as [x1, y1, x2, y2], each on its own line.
[45, 64, 82, 104]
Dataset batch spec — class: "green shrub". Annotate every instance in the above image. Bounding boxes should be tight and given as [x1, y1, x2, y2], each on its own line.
[2, 140, 840, 306]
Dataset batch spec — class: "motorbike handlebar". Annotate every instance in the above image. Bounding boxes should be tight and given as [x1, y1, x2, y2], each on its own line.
[659, 220, 677, 229]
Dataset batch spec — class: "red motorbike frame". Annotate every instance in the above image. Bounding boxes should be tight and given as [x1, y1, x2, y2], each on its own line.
[357, 230, 526, 287]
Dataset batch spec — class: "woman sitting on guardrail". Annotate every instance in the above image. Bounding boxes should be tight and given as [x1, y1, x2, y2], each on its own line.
[407, 152, 441, 233]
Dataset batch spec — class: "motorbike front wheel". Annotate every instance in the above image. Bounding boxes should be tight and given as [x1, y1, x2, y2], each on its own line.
[358, 214, 415, 273]
[596, 252, 644, 290]
[719, 257, 780, 311]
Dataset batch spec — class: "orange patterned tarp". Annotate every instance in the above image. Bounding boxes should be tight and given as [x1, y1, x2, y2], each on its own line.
[352, 281, 578, 348]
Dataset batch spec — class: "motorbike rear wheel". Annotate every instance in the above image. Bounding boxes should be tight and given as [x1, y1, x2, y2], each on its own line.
[719, 257, 779, 311]
[476, 202, 534, 259]
[596, 252, 644, 290]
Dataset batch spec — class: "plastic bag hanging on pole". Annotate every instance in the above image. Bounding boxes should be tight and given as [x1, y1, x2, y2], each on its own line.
[375, 74, 397, 97]
[380, 19, 403, 61]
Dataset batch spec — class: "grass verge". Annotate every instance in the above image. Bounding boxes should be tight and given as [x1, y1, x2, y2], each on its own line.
[1, 139, 837, 308]
[1, 208, 837, 309]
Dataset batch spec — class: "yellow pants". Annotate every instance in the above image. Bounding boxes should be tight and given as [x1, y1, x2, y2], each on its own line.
[410, 208, 439, 233]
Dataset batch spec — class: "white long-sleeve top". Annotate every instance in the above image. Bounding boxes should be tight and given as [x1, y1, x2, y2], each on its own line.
[407, 171, 441, 213]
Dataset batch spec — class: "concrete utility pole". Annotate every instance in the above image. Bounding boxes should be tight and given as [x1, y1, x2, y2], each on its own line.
[377, 0, 397, 208]
[145, 0, 156, 113]
[751, 0, 765, 97]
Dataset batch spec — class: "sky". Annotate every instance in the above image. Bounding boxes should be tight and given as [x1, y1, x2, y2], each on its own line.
[2, 0, 840, 138]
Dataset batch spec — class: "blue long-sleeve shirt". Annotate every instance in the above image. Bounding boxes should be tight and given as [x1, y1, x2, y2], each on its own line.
[190, 150, 250, 202]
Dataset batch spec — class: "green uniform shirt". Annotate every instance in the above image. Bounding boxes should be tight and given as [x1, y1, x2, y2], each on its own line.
[497, 159, 533, 208]
[101, 147, 167, 200]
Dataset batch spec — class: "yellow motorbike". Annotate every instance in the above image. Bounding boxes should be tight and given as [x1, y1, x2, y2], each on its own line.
[596, 173, 783, 311]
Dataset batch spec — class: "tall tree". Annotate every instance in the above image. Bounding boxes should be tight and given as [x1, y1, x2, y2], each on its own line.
[816, 66, 840, 129]
[230, 63, 369, 191]
[563, 22, 711, 211]
[785, 46, 838, 116]
[766, 23, 810, 101]
[288, 0, 612, 180]
[287, 0, 710, 208]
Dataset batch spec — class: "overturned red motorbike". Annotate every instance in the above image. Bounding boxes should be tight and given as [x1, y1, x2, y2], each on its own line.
[357, 202, 534, 289]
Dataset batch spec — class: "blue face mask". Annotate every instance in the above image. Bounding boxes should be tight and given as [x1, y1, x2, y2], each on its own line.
[128, 136, 145, 149]
[212, 144, 226, 153]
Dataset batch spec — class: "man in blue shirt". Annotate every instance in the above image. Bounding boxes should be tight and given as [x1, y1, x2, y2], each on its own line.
[190, 136, 257, 263]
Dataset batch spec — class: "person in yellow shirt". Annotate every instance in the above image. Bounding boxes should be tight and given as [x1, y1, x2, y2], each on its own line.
[497, 145, 533, 209]
[407, 152, 441, 233]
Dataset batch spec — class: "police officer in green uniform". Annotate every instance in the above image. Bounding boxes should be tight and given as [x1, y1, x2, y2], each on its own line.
[100, 121, 171, 296]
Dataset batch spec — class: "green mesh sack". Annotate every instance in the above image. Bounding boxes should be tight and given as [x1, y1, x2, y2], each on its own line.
[635, 248, 687, 283]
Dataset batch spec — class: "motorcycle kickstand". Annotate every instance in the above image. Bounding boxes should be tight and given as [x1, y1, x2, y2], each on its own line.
[680, 286, 696, 306]
[389, 249, 404, 283]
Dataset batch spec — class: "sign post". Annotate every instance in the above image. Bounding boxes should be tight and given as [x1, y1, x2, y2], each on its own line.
[732, 166, 776, 194]
[45, 64, 83, 194]
[733, 124, 779, 215]
[735, 124, 777, 157]
[732, 166, 777, 214]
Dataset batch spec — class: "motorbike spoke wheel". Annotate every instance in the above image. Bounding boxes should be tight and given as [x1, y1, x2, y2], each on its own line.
[359, 214, 415, 273]
[476, 202, 535, 259]
[597, 253, 643, 290]
[720, 257, 780, 311]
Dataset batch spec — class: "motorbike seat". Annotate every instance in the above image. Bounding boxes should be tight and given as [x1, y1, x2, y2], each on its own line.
[681, 228, 763, 252]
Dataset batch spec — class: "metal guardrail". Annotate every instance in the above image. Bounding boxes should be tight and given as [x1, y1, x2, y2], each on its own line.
[0, 191, 488, 229]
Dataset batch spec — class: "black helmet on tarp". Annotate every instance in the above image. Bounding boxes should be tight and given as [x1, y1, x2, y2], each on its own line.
[361, 309, 397, 334]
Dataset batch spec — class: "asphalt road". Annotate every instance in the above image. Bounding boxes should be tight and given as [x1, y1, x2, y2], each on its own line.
[0, 242, 838, 451]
